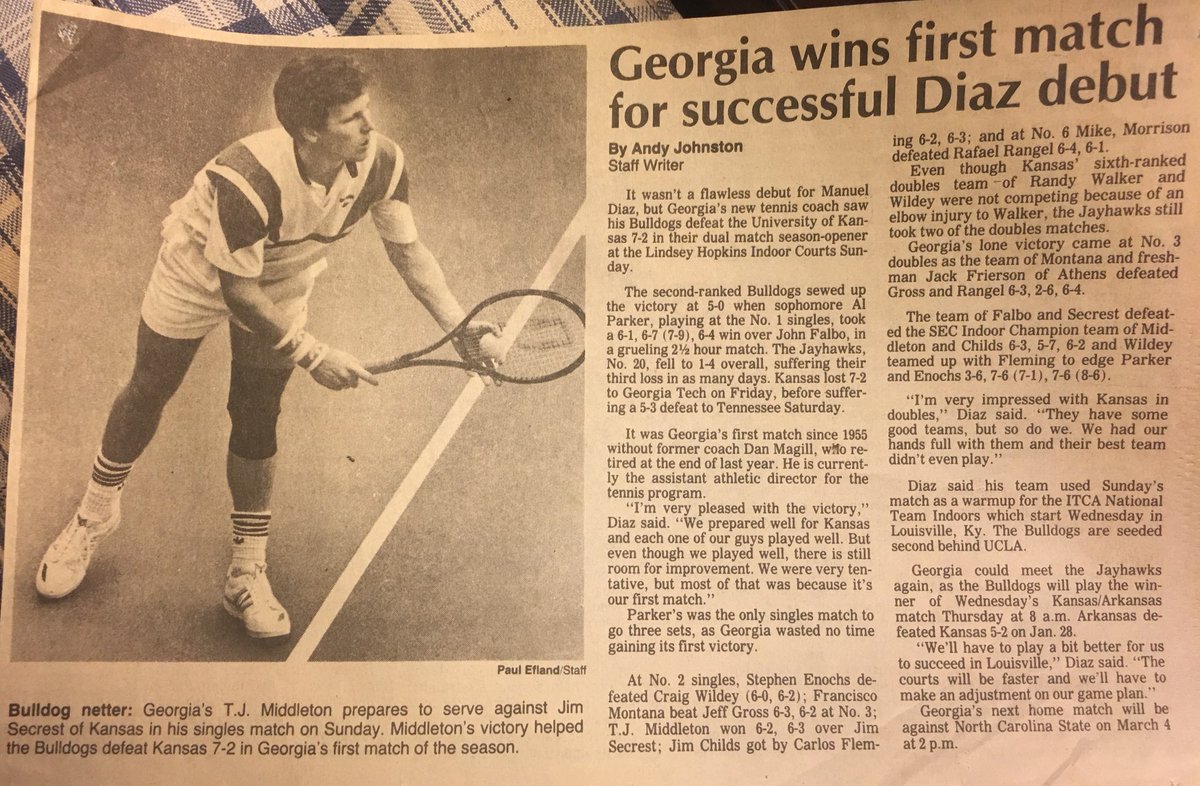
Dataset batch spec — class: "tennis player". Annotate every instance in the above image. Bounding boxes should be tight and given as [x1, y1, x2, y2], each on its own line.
[35, 55, 499, 638]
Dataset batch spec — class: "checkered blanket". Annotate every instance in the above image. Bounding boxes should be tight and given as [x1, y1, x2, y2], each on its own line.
[0, 0, 678, 563]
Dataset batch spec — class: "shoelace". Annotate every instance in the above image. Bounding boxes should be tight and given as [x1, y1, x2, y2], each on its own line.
[54, 518, 98, 567]
[251, 573, 283, 610]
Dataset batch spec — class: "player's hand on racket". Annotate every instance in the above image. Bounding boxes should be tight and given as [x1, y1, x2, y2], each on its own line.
[365, 290, 583, 384]
[311, 347, 379, 391]
[451, 321, 505, 385]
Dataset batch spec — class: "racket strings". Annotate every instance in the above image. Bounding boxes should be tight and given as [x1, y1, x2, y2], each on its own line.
[480, 297, 584, 382]
[520, 318, 574, 350]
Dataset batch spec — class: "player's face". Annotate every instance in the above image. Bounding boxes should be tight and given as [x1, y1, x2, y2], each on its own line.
[313, 93, 374, 163]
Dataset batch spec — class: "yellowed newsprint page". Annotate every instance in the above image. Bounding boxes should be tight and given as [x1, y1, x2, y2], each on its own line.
[2, 0, 1197, 782]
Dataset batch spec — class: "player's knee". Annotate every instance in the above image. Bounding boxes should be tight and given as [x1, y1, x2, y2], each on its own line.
[227, 394, 282, 460]
[227, 364, 290, 461]
[228, 407, 280, 460]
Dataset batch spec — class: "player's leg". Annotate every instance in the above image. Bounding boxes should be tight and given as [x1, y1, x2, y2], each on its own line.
[37, 320, 203, 599]
[221, 324, 295, 638]
[100, 321, 204, 462]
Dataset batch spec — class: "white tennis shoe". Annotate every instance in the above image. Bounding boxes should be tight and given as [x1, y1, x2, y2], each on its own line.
[36, 507, 121, 599]
[223, 563, 291, 638]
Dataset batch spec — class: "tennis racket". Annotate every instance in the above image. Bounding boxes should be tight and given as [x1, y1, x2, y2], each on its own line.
[365, 289, 585, 384]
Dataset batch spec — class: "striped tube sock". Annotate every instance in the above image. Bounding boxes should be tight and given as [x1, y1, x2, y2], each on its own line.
[77, 452, 134, 522]
[231, 511, 271, 568]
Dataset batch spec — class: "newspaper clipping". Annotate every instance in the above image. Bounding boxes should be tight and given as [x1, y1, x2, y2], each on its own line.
[1, 0, 1197, 782]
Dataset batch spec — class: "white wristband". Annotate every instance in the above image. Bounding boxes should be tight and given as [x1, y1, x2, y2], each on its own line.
[272, 320, 303, 352]
[305, 343, 331, 372]
[288, 333, 319, 365]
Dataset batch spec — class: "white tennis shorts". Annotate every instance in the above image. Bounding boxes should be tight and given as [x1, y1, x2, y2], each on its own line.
[141, 238, 326, 340]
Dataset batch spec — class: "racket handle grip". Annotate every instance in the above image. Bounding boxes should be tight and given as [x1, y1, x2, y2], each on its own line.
[364, 358, 402, 375]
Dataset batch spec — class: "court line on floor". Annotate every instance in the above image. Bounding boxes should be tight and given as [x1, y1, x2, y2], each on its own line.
[288, 204, 585, 662]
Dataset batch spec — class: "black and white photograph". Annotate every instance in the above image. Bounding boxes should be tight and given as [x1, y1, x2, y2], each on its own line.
[7, 14, 586, 662]
[2, 0, 1199, 781]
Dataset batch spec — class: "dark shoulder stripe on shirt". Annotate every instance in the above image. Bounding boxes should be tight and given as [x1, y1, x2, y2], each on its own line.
[208, 174, 269, 254]
[391, 168, 410, 203]
[208, 142, 284, 241]
[339, 137, 399, 234]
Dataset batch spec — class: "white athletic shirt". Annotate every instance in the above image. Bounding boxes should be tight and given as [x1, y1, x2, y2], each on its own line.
[161, 127, 418, 284]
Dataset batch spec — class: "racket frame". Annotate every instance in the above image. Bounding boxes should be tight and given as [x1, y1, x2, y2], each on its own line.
[365, 288, 585, 384]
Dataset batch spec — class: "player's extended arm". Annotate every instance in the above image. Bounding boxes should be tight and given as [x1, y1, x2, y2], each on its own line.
[383, 239, 467, 331]
[383, 239, 504, 378]
[218, 270, 377, 390]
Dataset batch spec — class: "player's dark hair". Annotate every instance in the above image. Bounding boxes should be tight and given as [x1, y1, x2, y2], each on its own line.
[274, 55, 371, 138]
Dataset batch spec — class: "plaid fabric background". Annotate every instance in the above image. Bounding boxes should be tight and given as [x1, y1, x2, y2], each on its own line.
[0, 0, 678, 577]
